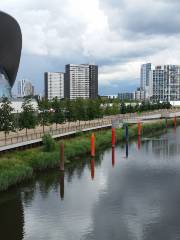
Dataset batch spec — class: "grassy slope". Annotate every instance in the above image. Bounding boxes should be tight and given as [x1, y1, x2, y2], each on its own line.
[0, 118, 178, 191]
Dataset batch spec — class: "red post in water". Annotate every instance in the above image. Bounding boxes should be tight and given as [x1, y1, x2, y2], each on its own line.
[60, 142, 64, 171]
[112, 127, 115, 147]
[112, 147, 115, 167]
[91, 133, 95, 157]
[138, 122, 141, 136]
[174, 115, 177, 128]
[91, 158, 95, 180]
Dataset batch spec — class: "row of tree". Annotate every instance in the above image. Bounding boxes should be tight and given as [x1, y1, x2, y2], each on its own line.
[0, 97, 171, 140]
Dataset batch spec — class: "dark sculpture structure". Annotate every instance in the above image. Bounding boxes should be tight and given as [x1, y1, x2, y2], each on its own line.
[0, 11, 22, 97]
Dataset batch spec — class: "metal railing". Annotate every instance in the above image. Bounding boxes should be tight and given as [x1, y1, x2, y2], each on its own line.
[0, 119, 112, 147]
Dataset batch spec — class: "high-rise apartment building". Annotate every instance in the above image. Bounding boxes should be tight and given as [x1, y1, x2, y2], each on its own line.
[44, 72, 64, 100]
[64, 64, 98, 100]
[140, 63, 155, 99]
[140, 63, 154, 89]
[149, 65, 180, 102]
[17, 79, 34, 97]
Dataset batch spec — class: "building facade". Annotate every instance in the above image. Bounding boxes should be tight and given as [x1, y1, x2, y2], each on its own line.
[140, 63, 154, 89]
[17, 79, 34, 97]
[118, 92, 134, 101]
[149, 65, 180, 102]
[134, 88, 145, 101]
[44, 72, 64, 100]
[64, 64, 98, 100]
[0, 11, 22, 98]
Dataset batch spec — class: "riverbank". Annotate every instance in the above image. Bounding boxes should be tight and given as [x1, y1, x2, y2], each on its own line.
[0, 118, 179, 192]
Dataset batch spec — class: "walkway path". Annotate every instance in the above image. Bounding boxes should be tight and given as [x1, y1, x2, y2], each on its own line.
[0, 109, 179, 152]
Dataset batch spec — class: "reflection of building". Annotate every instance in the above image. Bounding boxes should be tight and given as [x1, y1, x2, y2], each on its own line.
[17, 79, 34, 97]
[44, 72, 64, 100]
[0, 11, 22, 98]
[143, 137, 180, 159]
[0, 195, 24, 240]
[64, 64, 98, 100]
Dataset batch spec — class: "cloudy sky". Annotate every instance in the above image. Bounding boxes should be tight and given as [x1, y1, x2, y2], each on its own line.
[1, 0, 180, 95]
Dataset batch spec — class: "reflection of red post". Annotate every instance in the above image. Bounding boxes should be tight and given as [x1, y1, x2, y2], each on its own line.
[174, 115, 177, 128]
[138, 135, 141, 150]
[91, 133, 95, 157]
[60, 142, 64, 171]
[60, 171, 64, 200]
[112, 128, 115, 147]
[112, 147, 115, 167]
[91, 159, 95, 180]
[138, 122, 141, 136]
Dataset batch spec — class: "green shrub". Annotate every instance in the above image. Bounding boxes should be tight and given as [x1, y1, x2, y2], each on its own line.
[42, 134, 56, 152]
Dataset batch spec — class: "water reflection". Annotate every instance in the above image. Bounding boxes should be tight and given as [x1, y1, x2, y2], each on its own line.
[138, 135, 141, 150]
[91, 159, 95, 180]
[126, 142, 129, 158]
[59, 172, 64, 200]
[1, 128, 180, 239]
[112, 147, 115, 167]
[0, 192, 24, 240]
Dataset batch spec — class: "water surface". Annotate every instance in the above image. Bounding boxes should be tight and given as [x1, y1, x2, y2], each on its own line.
[1, 128, 180, 240]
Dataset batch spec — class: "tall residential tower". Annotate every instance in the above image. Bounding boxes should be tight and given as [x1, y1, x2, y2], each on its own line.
[150, 65, 180, 102]
[64, 64, 98, 100]
[44, 72, 64, 100]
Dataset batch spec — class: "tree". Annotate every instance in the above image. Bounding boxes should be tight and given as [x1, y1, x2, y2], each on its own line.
[51, 97, 65, 128]
[38, 98, 51, 132]
[19, 98, 37, 135]
[120, 102, 126, 114]
[0, 97, 15, 143]
[65, 99, 77, 122]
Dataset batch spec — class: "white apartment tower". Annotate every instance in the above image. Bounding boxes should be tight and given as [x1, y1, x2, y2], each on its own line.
[44, 72, 64, 100]
[149, 65, 180, 102]
[17, 79, 34, 97]
[64, 64, 98, 100]
[140, 63, 154, 89]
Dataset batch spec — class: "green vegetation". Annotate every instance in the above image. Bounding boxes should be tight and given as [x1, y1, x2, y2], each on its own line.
[0, 96, 172, 139]
[0, 118, 179, 192]
[42, 134, 56, 152]
[18, 98, 37, 135]
[0, 97, 16, 142]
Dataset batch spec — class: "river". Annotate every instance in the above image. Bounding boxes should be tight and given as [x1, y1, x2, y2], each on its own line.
[1, 127, 180, 240]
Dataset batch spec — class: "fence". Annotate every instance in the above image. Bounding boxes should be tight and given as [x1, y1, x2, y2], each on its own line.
[0, 119, 112, 147]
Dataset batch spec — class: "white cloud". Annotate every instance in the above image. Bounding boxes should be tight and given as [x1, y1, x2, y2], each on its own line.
[2, 0, 180, 93]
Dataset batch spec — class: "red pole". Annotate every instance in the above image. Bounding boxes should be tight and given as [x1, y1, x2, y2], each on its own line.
[138, 122, 141, 136]
[174, 115, 177, 128]
[60, 142, 64, 171]
[91, 133, 95, 157]
[112, 127, 115, 147]
[91, 158, 95, 180]
[112, 147, 115, 167]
